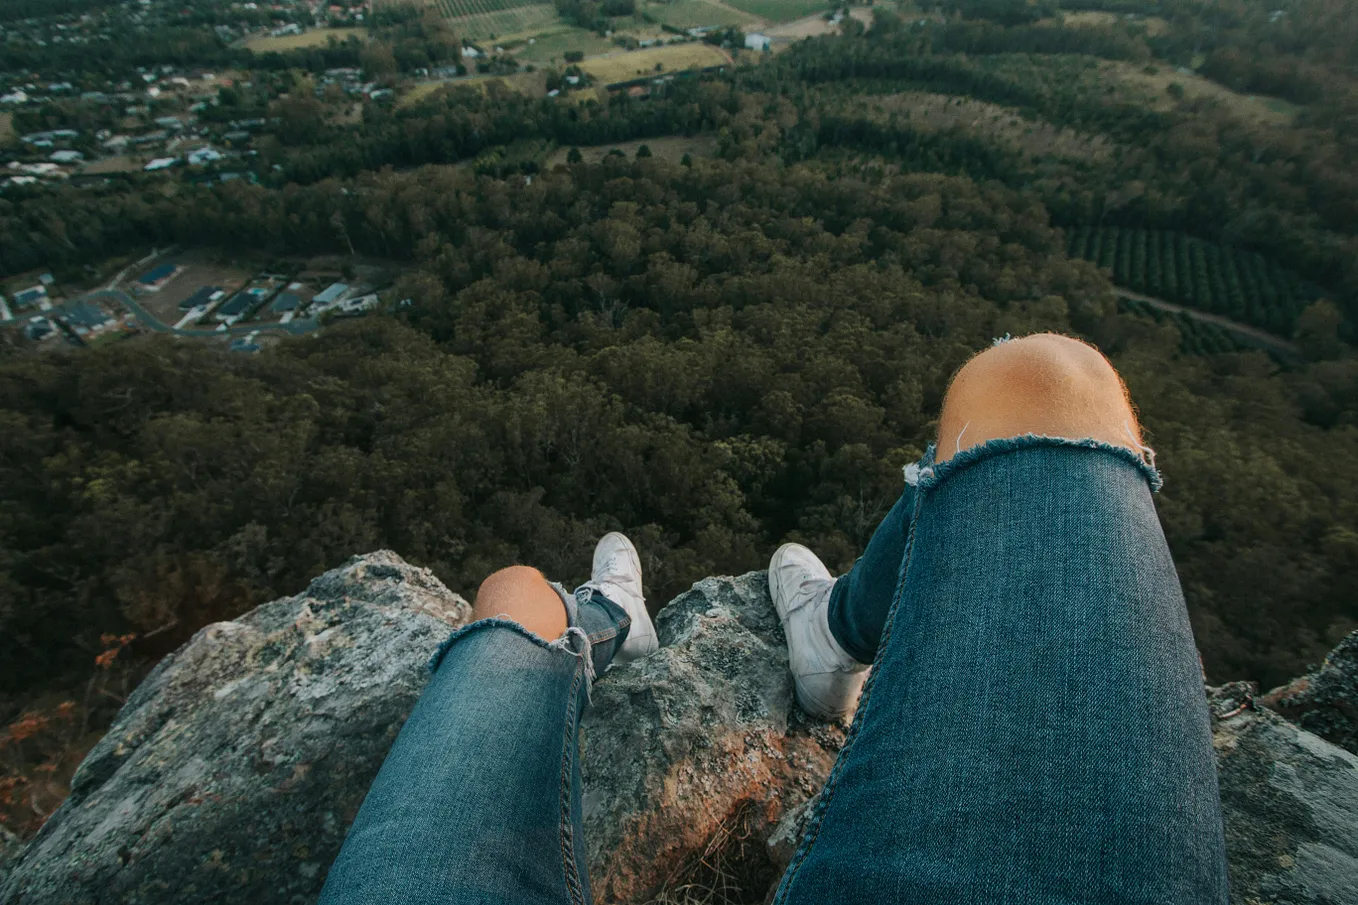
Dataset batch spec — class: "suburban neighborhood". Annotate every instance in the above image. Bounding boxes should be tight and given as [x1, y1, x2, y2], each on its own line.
[0, 248, 399, 351]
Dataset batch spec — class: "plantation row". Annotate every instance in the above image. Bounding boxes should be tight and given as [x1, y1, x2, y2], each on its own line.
[1068, 227, 1317, 337]
[451, 5, 559, 38]
[433, 0, 544, 20]
[1117, 297, 1283, 359]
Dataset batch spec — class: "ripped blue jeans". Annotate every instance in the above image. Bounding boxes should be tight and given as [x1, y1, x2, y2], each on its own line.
[320, 439, 1228, 905]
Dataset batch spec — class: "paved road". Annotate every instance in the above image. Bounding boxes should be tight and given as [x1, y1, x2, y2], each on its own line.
[1115, 287, 1302, 359]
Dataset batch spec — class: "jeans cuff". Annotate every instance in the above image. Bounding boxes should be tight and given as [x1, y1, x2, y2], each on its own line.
[427, 580, 601, 690]
[910, 435, 1163, 494]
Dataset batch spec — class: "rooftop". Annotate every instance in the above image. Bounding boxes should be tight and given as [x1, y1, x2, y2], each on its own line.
[62, 301, 111, 329]
[138, 263, 177, 284]
[312, 282, 349, 304]
[217, 293, 253, 317]
[179, 285, 222, 310]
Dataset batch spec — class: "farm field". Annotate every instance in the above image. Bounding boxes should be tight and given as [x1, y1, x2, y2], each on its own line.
[1116, 296, 1288, 359]
[1103, 61, 1301, 127]
[722, 0, 831, 22]
[1068, 226, 1318, 337]
[764, 6, 873, 38]
[449, 4, 560, 38]
[430, 0, 544, 17]
[510, 27, 618, 64]
[641, 0, 755, 27]
[244, 27, 368, 52]
[0, 112, 14, 146]
[578, 43, 728, 83]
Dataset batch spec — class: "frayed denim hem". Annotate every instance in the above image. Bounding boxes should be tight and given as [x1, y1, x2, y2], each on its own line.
[427, 615, 597, 692]
[906, 434, 1163, 493]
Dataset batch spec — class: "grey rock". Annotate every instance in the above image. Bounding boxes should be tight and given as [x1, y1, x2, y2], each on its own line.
[0, 825, 21, 889]
[1212, 682, 1358, 904]
[580, 573, 845, 903]
[4, 558, 1358, 905]
[759, 682, 1358, 905]
[1261, 630, 1358, 756]
[0, 552, 472, 905]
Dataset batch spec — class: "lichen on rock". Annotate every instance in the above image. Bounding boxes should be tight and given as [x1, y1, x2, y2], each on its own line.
[0, 552, 472, 905]
[1260, 630, 1358, 757]
[1211, 681, 1358, 905]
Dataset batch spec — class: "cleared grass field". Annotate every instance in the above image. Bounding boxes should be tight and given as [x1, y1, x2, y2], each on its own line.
[547, 134, 717, 165]
[578, 43, 728, 83]
[0, 112, 14, 146]
[244, 27, 368, 52]
[1062, 10, 1169, 36]
[870, 90, 1114, 163]
[400, 71, 546, 107]
[400, 81, 455, 108]
[722, 0, 830, 22]
[643, 0, 755, 27]
[511, 26, 617, 64]
[1104, 61, 1301, 127]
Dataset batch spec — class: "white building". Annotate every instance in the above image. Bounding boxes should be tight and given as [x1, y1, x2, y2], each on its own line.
[144, 157, 178, 171]
[744, 33, 771, 51]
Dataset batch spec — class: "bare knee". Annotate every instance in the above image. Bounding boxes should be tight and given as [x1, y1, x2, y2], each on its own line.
[473, 565, 567, 639]
[937, 333, 1142, 464]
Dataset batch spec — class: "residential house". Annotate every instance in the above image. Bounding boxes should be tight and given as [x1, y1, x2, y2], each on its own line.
[12, 286, 47, 309]
[312, 282, 349, 306]
[215, 292, 254, 321]
[341, 293, 379, 313]
[187, 147, 224, 166]
[60, 302, 114, 335]
[136, 263, 179, 292]
[270, 292, 302, 314]
[178, 285, 224, 311]
[24, 317, 55, 341]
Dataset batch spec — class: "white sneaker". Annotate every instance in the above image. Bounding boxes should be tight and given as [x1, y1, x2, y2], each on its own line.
[579, 532, 658, 663]
[769, 543, 869, 720]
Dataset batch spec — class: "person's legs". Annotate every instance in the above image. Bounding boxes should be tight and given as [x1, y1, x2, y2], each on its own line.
[320, 534, 655, 905]
[824, 485, 915, 664]
[824, 333, 1151, 667]
[776, 334, 1228, 904]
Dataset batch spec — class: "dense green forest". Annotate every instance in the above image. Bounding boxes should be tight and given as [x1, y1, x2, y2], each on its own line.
[3, 160, 1355, 699]
[2, 0, 1358, 835]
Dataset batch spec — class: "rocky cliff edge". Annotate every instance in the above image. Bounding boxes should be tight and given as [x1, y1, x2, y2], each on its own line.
[1, 552, 1355, 904]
